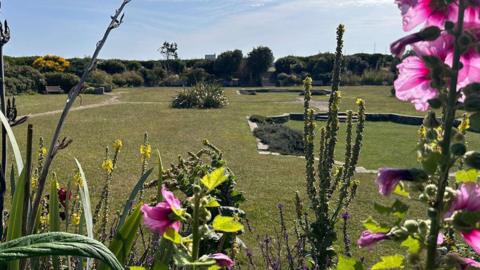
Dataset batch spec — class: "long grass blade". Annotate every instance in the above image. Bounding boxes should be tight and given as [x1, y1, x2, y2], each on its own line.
[0, 110, 23, 174]
[117, 168, 152, 230]
[5, 169, 26, 270]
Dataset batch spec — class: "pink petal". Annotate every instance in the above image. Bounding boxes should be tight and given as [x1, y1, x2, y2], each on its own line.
[161, 185, 182, 209]
[462, 229, 480, 255]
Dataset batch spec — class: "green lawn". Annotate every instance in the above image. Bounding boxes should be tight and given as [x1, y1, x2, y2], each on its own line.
[4, 86, 475, 267]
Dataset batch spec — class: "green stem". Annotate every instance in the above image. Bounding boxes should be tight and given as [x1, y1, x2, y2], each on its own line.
[191, 193, 201, 269]
[425, 2, 466, 269]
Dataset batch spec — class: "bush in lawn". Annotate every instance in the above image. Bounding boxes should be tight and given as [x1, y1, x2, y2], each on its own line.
[253, 123, 304, 155]
[45, 72, 80, 93]
[98, 60, 127, 74]
[112, 71, 144, 87]
[276, 72, 301, 86]
[5, 64, 46, 94]
[32, 54, 70, 72]
[172, 83, 228, 109]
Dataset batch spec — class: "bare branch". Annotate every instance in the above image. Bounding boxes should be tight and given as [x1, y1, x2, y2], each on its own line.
[27, 0, 132, 233]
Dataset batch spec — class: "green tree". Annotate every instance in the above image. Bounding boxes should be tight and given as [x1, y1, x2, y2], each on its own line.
[214, 49, 243, 79]
[245, 46, 273, 85]
[98, 60, 127, 74]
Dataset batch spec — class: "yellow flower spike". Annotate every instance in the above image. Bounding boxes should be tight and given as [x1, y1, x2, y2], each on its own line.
[418, 126, 427, 139]
[31, 176, 38, 189]
[459, 114, 470, 134]
[40, 215, 48, 226]
[102, 159, 114, 173]
[73, 172, 84, 188]
[140, 144, 152, 159]
[355, 98, 365, 106]
[72, 212, 81, 225]
[113, 139, 123, 151]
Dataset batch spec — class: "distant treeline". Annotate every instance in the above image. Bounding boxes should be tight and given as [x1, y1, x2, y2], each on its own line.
[4, 47, 398, 94]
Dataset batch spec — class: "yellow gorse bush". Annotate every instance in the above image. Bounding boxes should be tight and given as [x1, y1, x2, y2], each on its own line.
[32, 54, 70, 72]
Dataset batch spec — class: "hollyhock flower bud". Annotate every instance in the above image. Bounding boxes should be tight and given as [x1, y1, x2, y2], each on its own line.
[376, 168, 428, 196]
[357, 230, 389, 248]
[423, 111, 441, 128]
[141, 186, 182, 235]
[209, 253, 235, 269]
[391, 26, 441, 58]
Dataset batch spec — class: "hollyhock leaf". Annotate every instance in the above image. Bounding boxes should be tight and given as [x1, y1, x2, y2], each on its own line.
[401, 236, 421, 254]
[337, 255, 364, 270]
[371, 254, 405, 269]
[212, 215, 243, 233]
[456, 169, 479, 183]
[374, 199, 409, 220]
[201, 167, 228, 192]
[362, 217, 391, 233]
[421, 152, 442, 174]
[206, 197, 221, 208]
[163, 227, 182, 244]
[393, 183, 410, 198]
[453, 211, 480, 232]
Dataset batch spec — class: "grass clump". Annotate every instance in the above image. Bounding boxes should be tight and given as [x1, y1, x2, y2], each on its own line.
[172, 82, 228, 109]
[253, 123, 304, 155]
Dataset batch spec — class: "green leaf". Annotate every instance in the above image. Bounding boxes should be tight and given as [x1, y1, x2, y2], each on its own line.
[371, 255, 405, 269]
[337, 255, 364, 270]
[455, 169, 479, 183]
[0, 111, 24, 173]
[421, 152, 442, 175]
[469, 112, 480, 132]
[452, 211, 480, 232]
[117, 168, 153, 230]
[98, 204, 143, 270]
[129, 267, 147, 270]
[0, 232, 123, 270]
[206, 197, 221, 207]
[374, 199, 409, 220]
[201, 167, 228, 192]
[400, 236, 421, 254]
[163, 227, 182, 244]
[393, 183, 410, 198]
[362, 217, 390, 233]
[74, 158, 94, 270]
[6, 169, 27, 270]
[212, 215, 243, 233]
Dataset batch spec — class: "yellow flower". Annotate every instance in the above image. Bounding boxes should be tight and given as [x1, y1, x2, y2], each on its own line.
[140, 144, 152, 159]
[40, 215, 48, 226]
[113, 139, 123, 151]
[355, 98, 365, 106]
[73, 172, 84, 188]
[459, 114, 470, 134]
[418, 126, 427, 139]
[31, 176, 38, 189]
[303, 76, 313, 87]
[72, 212, 81, 225]
[39, 147, 47, 157]
[102, 159, 114, 173]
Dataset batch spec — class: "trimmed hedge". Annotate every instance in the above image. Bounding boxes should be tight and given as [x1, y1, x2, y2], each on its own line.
[253, 123, 304, 155]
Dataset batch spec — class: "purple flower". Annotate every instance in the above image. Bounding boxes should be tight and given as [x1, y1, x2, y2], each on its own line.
[342, 212, 351, 220]
[209, 253, 235, 269]
[141, 186, 182, 235]
[357, 230, 388, 248]
[376, 168, 426, 196]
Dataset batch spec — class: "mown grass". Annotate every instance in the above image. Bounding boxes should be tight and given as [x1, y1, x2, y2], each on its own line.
[4, 86, 477, 267]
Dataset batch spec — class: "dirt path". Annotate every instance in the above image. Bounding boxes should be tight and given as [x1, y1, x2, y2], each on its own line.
[26, 91, 167, 118]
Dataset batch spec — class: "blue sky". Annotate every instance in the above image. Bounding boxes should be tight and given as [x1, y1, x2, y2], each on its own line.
[3, 0, 404, 60]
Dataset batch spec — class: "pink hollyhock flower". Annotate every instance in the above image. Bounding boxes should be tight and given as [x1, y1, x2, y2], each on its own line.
[462, 229, 480, 254]
[357, 230, 389, 248]
[141, 186, 182, 234]
[462, 257, 480, 269]
[396, 0, 455, 31]
[209, 253, 235, 268]
[447, 184, 480, 217]
[376, 168, 417, 196]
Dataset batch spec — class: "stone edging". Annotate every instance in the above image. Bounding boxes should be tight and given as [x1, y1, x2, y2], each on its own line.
[246, 116, 378, 174]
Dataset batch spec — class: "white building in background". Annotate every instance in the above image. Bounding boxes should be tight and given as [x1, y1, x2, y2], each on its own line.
[205, 54, 216, 60]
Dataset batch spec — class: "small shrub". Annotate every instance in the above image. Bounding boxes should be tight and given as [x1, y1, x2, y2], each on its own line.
[253, 123, 304, 155]
[87, 69, 113, 87]
[45, 72, 80, 93]
[181, 68, 213, 86]
[140, 66, 166, 87]
[112, 71, 144, 87]
[249, 115, 268, 124]
[172, 83, 228, 109]
[98, 60, 127, 74]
